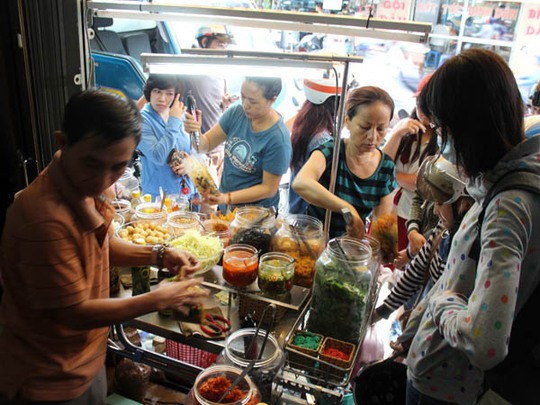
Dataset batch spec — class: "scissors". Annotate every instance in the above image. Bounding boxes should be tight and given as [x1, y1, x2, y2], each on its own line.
[200, 313, 231, 337]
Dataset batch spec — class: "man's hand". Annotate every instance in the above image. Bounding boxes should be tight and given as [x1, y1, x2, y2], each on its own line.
[154, 277, 209, 313]
[162, 248, 201, 277]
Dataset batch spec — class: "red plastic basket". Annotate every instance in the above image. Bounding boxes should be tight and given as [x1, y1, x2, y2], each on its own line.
[165, 340, 218, 369]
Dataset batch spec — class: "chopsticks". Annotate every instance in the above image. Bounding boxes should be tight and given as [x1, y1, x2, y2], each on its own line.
[217, 304, 277, 403]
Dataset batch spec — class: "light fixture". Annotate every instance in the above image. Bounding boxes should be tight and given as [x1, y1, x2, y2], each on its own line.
[141, 53, 336, 78]
[87, 1, 432, 44]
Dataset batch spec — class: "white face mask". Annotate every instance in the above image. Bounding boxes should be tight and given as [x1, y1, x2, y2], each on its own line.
[437, 135, 458, 165]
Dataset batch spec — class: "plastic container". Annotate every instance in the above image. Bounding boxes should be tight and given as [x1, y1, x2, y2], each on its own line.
[222, 244, 258, 288]
[111, 199, 132, 221]
[116, 221, 172, 245]
[229, 206, 276, 254]
[167, 211, 203, 236]
[114, 167, 140, 200]
[184, 154, 220, 197]
[307, 237, 374, 343]
[217, 328, 284, 403]
[271, 214, 325, 288]
[202, 218, 231, 248]
[185, 365, 261, 405]
[257, 252, 295, 294]
[132, 202, 167, 225]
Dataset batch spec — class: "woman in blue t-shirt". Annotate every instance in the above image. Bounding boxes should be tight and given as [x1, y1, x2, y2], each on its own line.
[292, 86, 397, 239]
[185, 77, 292, 210]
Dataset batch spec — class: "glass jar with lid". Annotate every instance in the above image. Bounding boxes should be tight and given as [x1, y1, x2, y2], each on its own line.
[229, 206, 276, 254]
[184, 364, 261, 405]
[271, 214, 325, 288]
[167, 211, 203, 236]
[257, 252, 295, 294]
[216, 328, 284, 403]
[307, 237, 375, 343]
[114, 167, 140, 200]
[132, 202, 167, 225]
[222, 244, 259, 288]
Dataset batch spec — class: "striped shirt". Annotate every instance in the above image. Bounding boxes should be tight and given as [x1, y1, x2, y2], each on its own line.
[307, 139, 397, 239]
[376, 221, 448, 319]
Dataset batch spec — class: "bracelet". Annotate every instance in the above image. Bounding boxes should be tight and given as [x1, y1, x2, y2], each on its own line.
[153, 244, 167, 268]
[227, 192, 232, 206]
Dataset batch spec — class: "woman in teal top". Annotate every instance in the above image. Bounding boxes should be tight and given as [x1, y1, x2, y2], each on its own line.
[292, 86, 397, 239]
[184, 77, 291, 210]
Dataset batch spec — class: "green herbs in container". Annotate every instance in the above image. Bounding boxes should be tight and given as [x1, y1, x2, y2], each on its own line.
[287, 331, 323, 369]
[307, 237, 373, 344]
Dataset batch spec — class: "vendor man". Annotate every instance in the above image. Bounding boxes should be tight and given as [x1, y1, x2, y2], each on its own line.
[0, 89, 208, 404]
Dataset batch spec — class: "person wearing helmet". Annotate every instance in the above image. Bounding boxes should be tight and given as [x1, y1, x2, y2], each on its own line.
[195, 25, 233, 49]
[288, 78, 340, 214]
[179, 25, 237, 190]
[372, 155, 472, 325]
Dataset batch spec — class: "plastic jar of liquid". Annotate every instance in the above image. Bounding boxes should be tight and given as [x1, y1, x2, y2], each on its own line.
[216, 328, 284, 403]
[229, 206, 276, 254]
[133, 202, 167, 225]
[271, 214, 325, 288]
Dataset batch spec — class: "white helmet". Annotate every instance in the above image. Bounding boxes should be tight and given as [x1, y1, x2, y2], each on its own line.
[416, 155, 466, 205]
[303, 78, 341, 105]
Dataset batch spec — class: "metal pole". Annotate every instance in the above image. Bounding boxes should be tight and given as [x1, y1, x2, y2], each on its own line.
[323, 60, 350, 238]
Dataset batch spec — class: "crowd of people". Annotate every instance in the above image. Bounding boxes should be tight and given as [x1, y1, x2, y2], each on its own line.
[1, 44, 540, 404]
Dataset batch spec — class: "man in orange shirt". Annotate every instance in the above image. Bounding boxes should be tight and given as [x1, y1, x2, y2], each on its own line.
[0, 90, 208, 404]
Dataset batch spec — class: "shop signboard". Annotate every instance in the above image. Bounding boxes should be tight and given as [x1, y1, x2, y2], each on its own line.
[375, 0, 412, 21]
[516, 3, 540, 43]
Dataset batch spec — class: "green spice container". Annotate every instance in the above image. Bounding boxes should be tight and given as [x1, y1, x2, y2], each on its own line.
[131, 266, 151, 296]
[307, 237, 374, 344]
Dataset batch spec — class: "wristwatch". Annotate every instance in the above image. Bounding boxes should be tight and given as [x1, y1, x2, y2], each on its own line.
[152, 244, 167, 268]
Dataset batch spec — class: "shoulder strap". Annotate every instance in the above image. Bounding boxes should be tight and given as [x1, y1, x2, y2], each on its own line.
[468, 170, 540, 262]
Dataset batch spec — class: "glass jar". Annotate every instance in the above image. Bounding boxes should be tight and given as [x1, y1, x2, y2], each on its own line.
[167, 211, 203, 236]
[229, 206, 276, 254]
[185, 365, 261, 405]
[217, 328, 284, 403]
[271, 214, 325, 288]
[114, 167, 140, 200]
[133, 202, 167, 225]
[257, 252, 295, 294]
[307, 237, 374, 343]
[222, 244, 258, 288]
[111, 199, 132, 222]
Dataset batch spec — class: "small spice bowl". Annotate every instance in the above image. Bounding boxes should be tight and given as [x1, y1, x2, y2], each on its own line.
[318, 337, 355, 380]
[286, 330, 323, 369]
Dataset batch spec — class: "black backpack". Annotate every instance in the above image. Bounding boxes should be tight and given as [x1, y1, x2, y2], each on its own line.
[469, 170, 540, 404]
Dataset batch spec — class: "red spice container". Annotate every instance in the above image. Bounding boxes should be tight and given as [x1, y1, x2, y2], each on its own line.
[222, 244, 259, 287]
[185, 365, 261, 405]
